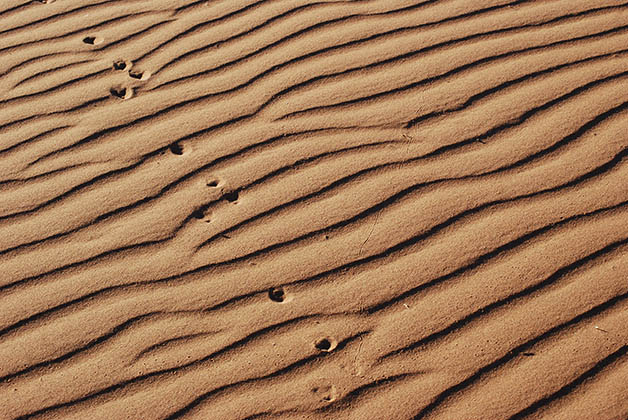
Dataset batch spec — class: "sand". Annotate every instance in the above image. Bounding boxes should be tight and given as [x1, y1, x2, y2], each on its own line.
[1, 0, 627, 419]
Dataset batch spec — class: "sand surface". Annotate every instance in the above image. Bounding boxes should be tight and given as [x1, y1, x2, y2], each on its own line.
[1, 0, 628, 419]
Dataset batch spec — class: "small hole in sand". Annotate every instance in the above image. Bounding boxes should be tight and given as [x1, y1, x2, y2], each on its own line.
[169, 143, 183, 155]
[268, 287, 285, 303]
[207, 180, 219, 187]
[223, 190, 239, 203]
[191, 208, 204, 219]
[83, 36, 102, 45]
[113, 61, 127, 71]
[315, 338, 334, 352]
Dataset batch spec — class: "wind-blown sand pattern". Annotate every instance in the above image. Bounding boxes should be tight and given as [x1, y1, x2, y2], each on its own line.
[1, 0, 627, 419]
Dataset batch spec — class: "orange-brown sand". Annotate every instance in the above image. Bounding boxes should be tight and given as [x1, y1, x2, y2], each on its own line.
[1, 0, 627, 419]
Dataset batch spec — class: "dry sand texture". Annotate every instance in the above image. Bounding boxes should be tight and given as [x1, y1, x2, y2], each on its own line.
[1, 0, 628, 419]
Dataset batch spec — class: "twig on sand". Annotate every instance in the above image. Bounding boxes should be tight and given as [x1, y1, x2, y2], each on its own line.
[353, 336, 364, 377]
[594, 326, 609, 333]
[359, 211, 380, 256]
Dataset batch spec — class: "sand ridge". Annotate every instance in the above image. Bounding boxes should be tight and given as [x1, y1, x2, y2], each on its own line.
[0, 0, 627, 419]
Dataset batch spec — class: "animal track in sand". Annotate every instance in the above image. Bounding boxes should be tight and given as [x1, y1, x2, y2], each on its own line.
[222, 190, 239, 203]
[169, 143, 184, 155]
[312, 384, 336, 402]
[129, 70, 151, 81]
[191, 208, 204, 220]
[268, 287, 286, 303]
[110, 87, 133, 99]
[113, 60, 131, 71]
[83, 36, 103, 45]
[315, 337, 337, 352]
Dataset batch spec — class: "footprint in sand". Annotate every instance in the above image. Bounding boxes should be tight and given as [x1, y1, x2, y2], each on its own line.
[112, 60, 131, 71]
[129, 70, 151, 81]
[169, 143, 184, 155]
[312, 384, 337, 402]
[222, 190, 239, 203]
[110, 87, 133, 100]
[268, 287, 286, 303]
[83, 36, 103, 46]
[315, 337, 337, 352]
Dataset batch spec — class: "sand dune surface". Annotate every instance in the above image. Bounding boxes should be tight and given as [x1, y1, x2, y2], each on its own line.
[1, 0, 627, 419]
